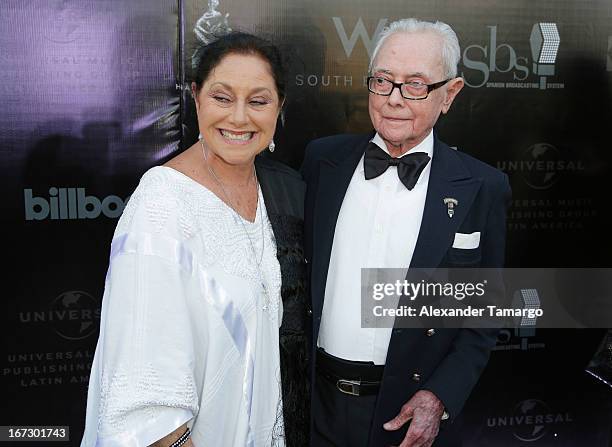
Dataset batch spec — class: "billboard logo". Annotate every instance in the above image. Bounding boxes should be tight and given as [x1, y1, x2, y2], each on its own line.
[24, 188, 129, 221]
[487, 399, 572, 442]
[332, 17, 387, 58]
[462, 24, 563, 89]
[497, 143, 585, 190]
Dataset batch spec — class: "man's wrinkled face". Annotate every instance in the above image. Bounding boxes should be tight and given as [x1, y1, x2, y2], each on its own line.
[368, 31, 463, 154]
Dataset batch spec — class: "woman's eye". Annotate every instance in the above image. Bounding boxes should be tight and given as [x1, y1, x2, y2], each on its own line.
[214, 96, 231, 103]
[250, 96, 271, 106]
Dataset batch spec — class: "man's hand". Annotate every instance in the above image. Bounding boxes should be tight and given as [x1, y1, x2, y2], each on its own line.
[383, 390, 444, 447]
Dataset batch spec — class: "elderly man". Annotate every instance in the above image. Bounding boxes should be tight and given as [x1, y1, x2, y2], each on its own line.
[301, 18, 511, 447]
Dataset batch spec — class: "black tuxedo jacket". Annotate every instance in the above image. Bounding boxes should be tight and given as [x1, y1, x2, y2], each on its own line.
[301, 133, 511, 446]
[256, 156, 311, 446]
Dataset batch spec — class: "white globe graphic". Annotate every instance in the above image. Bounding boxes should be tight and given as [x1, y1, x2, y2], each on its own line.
[512, 399, 550, 442]
[521, 143, 560, 190]
[50, 291, 99, 340]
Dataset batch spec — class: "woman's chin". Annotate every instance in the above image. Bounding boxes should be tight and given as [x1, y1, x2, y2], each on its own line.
[215, 148, 261, 166]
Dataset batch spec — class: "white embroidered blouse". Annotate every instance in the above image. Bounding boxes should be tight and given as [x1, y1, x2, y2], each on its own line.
[81, 166, 285, 447]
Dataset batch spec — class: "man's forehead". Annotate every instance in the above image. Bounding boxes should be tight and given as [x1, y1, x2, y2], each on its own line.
[379, 30, 442, 50]
[373, 32, 444, 77]
[371, 67, 430, 78]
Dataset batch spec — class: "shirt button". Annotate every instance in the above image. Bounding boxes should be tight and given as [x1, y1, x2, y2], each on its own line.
[426, 329, 436, 337]
[307, 308, 313, 316]
[412, 372, 421, 382]
[384, 185, 391, 192]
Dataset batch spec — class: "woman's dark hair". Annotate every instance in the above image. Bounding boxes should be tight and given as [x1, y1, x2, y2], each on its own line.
[192, 32, 286, 101]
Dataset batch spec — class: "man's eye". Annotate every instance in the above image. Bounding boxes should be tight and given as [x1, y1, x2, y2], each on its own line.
[250, 100, 268, 106]
[214, 96, 231, 103]
[406, 82, 426, 88]
[375, 77, 387, 84]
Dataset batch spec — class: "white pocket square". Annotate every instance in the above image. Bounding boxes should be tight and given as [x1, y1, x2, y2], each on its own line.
[452, 232, 480, 249]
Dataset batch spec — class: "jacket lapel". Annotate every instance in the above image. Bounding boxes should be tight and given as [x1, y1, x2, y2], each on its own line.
[410, 137, 482, 267]
[383, 139, 483, 426]
[311, 135, 371, 325]
[256, 158, 278, 215]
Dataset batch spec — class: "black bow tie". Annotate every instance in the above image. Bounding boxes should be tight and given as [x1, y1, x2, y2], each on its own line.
[363, 143, 431, 190]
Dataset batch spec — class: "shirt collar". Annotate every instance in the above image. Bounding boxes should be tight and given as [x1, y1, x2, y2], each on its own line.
[359, 130, 434, 174]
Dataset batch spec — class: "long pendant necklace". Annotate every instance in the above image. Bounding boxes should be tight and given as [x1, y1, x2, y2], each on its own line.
[200, 139, 271, 310]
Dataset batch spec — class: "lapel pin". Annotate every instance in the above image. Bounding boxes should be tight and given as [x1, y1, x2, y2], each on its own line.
[443, 197, 458, 218]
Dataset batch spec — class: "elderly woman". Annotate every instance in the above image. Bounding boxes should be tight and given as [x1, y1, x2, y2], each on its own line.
[81, 33, 308, 447]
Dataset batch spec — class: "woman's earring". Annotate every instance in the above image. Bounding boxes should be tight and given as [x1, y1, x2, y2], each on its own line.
[268, 140, 275, 152]
[198, 133, 203, 140]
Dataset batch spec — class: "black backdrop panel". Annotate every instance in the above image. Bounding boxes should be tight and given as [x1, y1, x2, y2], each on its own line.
[1, 0, 610, 445]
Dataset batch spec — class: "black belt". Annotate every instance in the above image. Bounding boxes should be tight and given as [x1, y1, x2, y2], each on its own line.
[316, 348, 384, 396]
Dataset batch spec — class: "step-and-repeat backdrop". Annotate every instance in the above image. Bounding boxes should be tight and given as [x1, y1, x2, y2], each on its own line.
[1, 0, 610, 445]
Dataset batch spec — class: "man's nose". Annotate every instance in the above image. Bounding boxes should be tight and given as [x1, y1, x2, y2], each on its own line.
[387, 85, 406, 106]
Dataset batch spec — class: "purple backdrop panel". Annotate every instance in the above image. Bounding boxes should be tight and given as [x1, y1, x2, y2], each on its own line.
[0, 0, 178, 444]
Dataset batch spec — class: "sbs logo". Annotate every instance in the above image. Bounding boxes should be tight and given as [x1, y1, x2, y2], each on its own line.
[462, 23, 561, 89]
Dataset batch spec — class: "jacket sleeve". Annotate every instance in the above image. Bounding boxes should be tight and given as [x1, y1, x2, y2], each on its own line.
[300, 139, 317, 183]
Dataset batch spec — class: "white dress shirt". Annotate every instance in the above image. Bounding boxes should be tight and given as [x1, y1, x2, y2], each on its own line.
[317, 130, 434, 365]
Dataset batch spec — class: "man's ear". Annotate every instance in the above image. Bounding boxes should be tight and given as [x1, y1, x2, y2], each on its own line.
[441, 77, 464, 114]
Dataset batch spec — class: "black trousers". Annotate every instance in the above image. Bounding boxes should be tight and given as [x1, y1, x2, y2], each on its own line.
[312, 365, 378, 447]
[311, 351, 461, 447]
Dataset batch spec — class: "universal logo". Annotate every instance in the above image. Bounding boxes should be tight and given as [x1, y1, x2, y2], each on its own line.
[496, 143, 585, 190]
[45, 0, 90, 44]
[487, 399, 572, 442]
[19, 291, 101, 341]
[24, 188, 129, 221]
[462, 23, 562, 89]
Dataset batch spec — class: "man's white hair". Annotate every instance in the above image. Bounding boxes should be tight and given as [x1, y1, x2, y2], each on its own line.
[369, 18, 461, 79]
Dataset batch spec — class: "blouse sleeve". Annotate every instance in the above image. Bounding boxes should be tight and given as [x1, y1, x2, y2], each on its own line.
[84, 170, 202, 447]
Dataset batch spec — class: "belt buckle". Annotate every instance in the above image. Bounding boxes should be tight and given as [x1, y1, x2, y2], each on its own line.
[337, 379, 360, 396]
